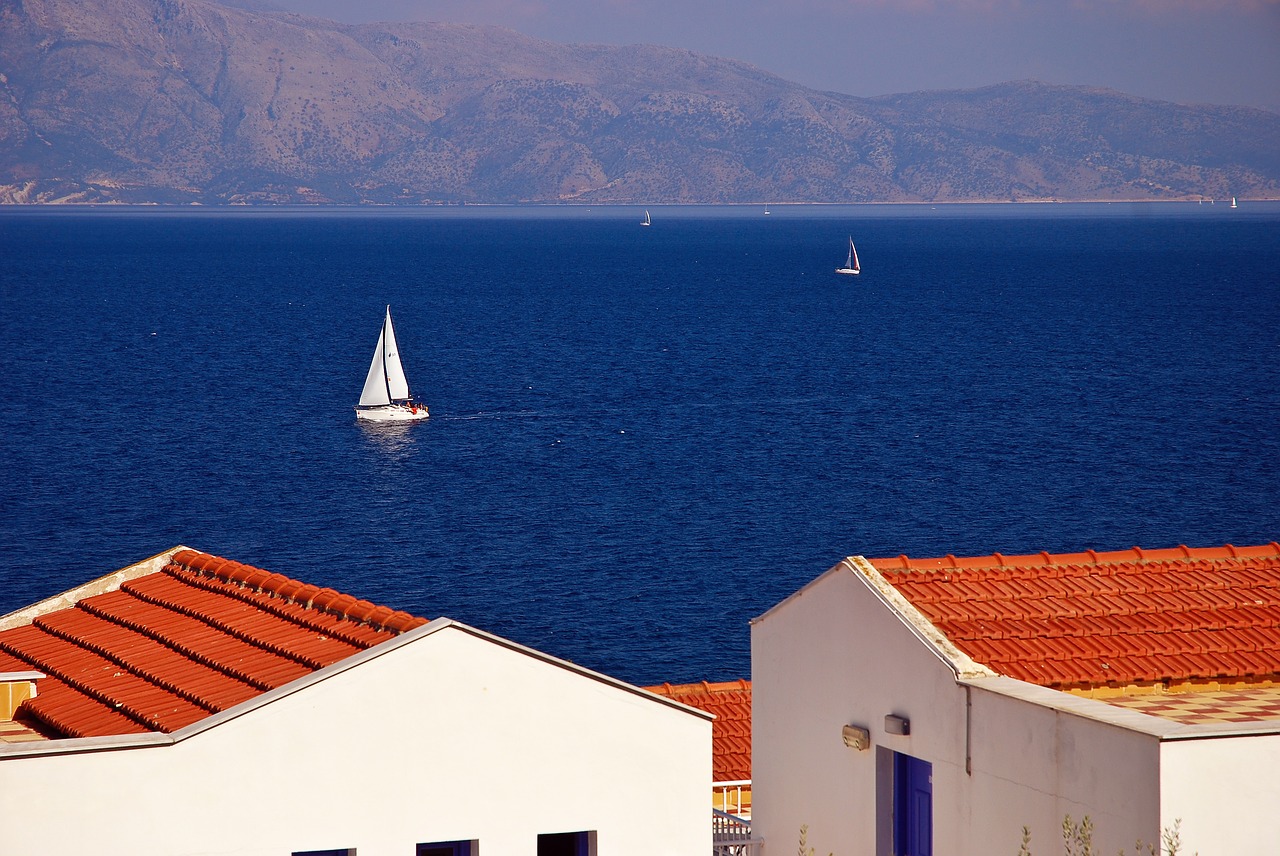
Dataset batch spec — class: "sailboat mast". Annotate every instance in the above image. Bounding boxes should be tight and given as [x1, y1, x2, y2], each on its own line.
[382, 307, 394, 404]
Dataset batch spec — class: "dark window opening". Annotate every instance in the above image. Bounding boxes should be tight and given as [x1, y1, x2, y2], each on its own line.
[418, 841, 474, 856]
[537, 830, 595, 856]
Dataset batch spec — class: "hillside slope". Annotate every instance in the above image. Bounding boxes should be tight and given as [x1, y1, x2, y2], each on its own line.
[2, 0, 1277, 203]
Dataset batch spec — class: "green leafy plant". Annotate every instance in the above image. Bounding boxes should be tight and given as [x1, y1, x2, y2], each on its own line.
[1161, 818, 1184, 856]
[1017, 825, 1033, 856]
[797, 824, 832, 856]
[1063, 814, 1096, 856]
[1017, 815, 1194, 856]
[1124, 817, 1189, 856]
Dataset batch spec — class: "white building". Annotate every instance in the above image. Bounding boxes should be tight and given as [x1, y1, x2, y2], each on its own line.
[752, 544, 1280, 856]
[0, 547, 712, 856]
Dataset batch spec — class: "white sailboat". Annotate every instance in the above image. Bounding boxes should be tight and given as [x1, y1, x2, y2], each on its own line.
[641, 209, 651, 227]
[355, 306, 429, 422]
[1231, 197, 1238, 209]
[835, 236, 861, 276]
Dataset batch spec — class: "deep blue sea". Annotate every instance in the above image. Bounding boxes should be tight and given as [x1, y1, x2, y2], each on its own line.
[1, 203, 1277, 686]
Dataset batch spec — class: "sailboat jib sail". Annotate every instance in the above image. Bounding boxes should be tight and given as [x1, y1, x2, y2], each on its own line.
[355, 306, 429, 422]
[836, 236, 861, 275]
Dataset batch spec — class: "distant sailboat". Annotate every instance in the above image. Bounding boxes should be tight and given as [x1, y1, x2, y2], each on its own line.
[641, 210, 651, 226]
[1231, 197, 1238, 208]
[355, 306, 429, 422]
[764, 204, 771, 215]
[835, 236, 861, 276]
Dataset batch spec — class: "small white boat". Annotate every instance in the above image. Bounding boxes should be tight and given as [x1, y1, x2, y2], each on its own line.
[764, 204, 771, 215]
[641, 210, 651, 226]
[1231, 197, 1238, 209]
[835, 236, 861, 276]
[355, 305, 429, 422]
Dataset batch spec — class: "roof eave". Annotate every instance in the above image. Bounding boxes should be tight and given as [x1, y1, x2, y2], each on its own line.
[960, 674, 1280, 741]
[749, 560, 849, 626]
[0, 615, 711, 760]
[449, 621, 716, 722]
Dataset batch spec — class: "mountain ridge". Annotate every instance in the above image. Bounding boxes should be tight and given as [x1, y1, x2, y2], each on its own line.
[2, 0, 1277, 204]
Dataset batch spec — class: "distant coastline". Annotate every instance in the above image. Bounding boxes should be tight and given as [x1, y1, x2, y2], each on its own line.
[3, 200, 1276, 219]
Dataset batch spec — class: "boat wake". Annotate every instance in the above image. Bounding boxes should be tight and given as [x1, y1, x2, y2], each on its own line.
[434, 410, 545, 421]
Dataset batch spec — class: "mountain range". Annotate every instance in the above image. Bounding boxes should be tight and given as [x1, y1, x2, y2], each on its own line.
[3, 0, 1278, 204]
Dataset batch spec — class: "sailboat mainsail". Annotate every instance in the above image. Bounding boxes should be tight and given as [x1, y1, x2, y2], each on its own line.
[836, 236, 861, 276]
[642, 210, 651, 226]
[356, 306, 428, 421]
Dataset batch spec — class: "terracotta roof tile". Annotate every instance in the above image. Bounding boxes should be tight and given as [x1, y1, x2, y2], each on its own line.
[0, 549, 430, 740]
[118, 575, 366, 671]
[869, 544, 1280, 690]
[646, 679, 751, 782]
[1, 624, 210, 732]
[31, 607, 261, 711]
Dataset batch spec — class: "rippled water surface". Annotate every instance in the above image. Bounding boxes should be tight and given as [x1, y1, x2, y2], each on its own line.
[2, 204, 1277, 685]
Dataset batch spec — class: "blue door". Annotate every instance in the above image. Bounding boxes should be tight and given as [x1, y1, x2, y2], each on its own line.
[894, 753, 933, 856]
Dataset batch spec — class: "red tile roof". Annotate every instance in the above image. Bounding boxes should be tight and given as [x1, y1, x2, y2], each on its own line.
[647, 679, 750, 782]
[865, 544, 1280, 691]
[0, 549, 428, 740]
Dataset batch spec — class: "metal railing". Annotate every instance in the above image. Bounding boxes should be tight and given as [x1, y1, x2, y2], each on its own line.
[713, 809, 763, 856]
[713, 779, 751, 818]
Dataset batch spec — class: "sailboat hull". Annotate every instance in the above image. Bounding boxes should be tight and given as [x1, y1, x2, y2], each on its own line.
[355, 404, 429, 422]
[835, 268, 860, 275]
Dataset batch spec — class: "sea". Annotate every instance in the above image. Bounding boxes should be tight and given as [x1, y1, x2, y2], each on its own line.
[1, 202, 1277, 687]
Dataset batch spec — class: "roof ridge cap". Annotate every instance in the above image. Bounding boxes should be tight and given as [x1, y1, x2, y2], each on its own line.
[870, 543, 1280, 572]
[645, 678, 752, 694]
[160, 564, 378, 653]
[169, 550, 427, 635]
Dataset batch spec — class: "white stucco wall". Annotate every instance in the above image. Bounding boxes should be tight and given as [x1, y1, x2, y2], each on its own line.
[752, 561, 1164, 856]
[1160, 732, 1280, 854]
[752, 562, 967, 856]
[0, 621, 711, 856]
[963, 680, 1161, 854]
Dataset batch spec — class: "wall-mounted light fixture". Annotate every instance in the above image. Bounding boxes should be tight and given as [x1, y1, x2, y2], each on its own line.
[884, 714, 910, 735]
[841, 723, 870, 751]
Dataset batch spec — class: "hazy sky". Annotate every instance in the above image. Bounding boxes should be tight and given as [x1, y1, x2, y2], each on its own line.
[265, 0, 1280, 111]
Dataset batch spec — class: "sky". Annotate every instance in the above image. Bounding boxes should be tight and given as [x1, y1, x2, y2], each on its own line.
[263, 0, 1280, 112]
